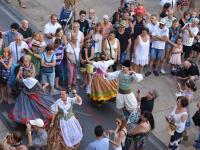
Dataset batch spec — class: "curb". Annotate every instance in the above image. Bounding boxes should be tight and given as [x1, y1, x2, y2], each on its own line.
[0, 0, 38, 31]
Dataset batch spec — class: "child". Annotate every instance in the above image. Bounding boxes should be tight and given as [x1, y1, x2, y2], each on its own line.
[168, 37, 183, 71]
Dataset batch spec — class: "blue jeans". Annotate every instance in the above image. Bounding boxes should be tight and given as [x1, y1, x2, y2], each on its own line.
[41, 72, 55, 87]
[10, 64, 19, 87]
[120, 51, 127, 64]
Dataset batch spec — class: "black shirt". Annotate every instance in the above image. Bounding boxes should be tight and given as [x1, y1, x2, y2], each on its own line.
[184, 61, 199, 77]
[115, 29, 131, 53]
[159, 11, 168, 18]
[140, 96, 154, 113]
[18, 27, 32, 39]
[133, 20, 145, 38]
[77, 19, 89, 36]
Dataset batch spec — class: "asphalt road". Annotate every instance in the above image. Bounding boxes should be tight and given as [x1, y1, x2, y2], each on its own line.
[0, 2, 167, 150]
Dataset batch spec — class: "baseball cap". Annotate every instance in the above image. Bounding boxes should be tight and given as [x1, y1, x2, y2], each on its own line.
[159, 20, 165, 25]
[29, 119, 44, 128]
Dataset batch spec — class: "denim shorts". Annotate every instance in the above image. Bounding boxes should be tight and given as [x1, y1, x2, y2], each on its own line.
[41, 72, 55, 87]
[150, 48, 165, 60]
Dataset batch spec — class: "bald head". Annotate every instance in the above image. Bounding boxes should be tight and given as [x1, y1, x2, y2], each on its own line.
[183, 60, 191, 69]
[21, 19, 29, 29]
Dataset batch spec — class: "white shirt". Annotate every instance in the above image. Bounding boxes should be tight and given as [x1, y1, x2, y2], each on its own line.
[44, 22, 62, 44]
[92, 32, 103, 54]
[92, 60, 114, 73]
[151, 26, 169, 49]
[44, 22, 62, 34]
[9, 41, 28, 64]
[66, 43, 80, 64]
[182, 23, 199, 46]
[51, 97, 82, 115]
[146, 22, 159, 34]
[160, 0, 177, 8]
[68, 31, 84, 48]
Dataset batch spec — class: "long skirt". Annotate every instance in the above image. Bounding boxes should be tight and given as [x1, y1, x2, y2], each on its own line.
[8, 91, 53, 126]
[90, 74, 118, 101]
[47, 115, 82, 150]
[168, 131, 183, 150]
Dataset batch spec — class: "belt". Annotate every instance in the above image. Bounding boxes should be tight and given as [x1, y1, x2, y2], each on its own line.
[119, 88, 131, 94]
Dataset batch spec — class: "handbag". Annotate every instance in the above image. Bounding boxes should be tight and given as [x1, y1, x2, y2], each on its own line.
[41, 53, 54, 73]
[192, 109, 200, 126]
[107, 39, 114, 59]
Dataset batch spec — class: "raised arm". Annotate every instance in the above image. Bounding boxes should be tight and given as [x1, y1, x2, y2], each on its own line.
[106, 70, 121, 80]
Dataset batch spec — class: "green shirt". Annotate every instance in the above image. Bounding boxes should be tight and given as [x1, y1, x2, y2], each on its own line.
[118, 72, 133, 90]
[31, 50, 41, 76]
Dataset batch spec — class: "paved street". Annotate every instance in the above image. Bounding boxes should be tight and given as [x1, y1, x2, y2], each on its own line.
[0, 2, 167, 149]
[0, 0, 200, 150]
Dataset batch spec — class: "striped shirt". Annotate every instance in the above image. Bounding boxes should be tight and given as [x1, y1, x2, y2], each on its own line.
[55, 44, 65, 65]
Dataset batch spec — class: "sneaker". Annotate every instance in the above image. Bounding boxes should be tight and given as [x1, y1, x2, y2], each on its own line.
[160, 68, 166, 74]
[153, 70, 159, 76]
[145, 71, 151, 77]
[50, 88, 60, 95]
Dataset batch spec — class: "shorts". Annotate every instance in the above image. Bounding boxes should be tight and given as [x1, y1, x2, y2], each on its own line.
[55, 64, 62, 77]
[80, 64, 93, 74]
[150, 48, 165, 60]
[41, 72, 55, 87]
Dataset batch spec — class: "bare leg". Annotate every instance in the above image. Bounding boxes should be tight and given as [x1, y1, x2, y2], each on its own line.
[17, 0, 26, 8]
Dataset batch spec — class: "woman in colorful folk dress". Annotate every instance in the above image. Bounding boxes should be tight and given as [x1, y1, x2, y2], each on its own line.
[47, 89, 83, 150]
[8, 70, 54, 126]
[88, 53, 118, 103]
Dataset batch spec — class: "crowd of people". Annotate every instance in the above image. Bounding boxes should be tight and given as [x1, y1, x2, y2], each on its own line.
[0, 0, 200, 149]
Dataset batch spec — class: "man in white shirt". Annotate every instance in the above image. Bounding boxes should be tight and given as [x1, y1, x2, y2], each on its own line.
[9, 33, 28, 65]
[149, 21, 169, 76]
[9, 33, 28, 86]
[44, 14, 62, 44]
[146, 14, 159, 38]
[182, 18, 199, 60]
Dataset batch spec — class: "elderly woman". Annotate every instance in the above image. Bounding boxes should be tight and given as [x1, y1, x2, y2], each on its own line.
[41, 44, 56, 94]
[17, 54, 36, 79]
[47, 89, 83, 150]
[101, 15, 113, 39]
[0, 47, 13, 104]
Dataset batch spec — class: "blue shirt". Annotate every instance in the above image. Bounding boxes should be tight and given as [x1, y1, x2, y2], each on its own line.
[4, 31, 18, 45]
[85, 138, 109, 150]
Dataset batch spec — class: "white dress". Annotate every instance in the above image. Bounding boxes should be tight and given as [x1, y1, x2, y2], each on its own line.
[51, 98, 83, 147]
[134, 35, 150, 66]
